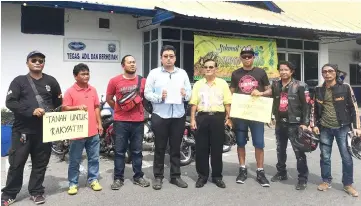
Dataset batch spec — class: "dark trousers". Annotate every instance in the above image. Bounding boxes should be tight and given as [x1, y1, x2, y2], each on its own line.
[195, 112, 225, 180]
[151, 114, 185, 179]
[113, 121, 144, 180]
[1, 131, 52, 199]
[275, 122, 309, 181]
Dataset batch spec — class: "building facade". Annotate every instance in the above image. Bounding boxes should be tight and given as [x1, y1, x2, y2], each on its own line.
[1, 1, 360, 107]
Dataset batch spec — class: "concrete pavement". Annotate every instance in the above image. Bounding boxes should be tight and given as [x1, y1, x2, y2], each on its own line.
[1, 126, 361, 206]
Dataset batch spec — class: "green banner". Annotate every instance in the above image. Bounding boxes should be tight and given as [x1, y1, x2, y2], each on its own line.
[194, 35, 279, 81]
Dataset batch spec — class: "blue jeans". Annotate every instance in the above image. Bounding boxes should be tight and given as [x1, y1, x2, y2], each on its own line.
[114, 121, 144, 180]
[233, 118, 265, 148]
[319, 125, 353, 186]
[68, 134, 100, 187]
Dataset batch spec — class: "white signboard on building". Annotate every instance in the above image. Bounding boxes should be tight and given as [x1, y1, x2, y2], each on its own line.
[63, 38, 120, 63]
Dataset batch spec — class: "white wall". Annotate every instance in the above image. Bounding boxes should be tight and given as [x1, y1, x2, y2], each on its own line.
[1, 3, 144, 107]
[328, 40, 361, 85]
[318, 43, 329, 85]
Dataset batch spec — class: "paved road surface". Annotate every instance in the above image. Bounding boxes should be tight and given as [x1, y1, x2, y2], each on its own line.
[1, 126, 360, 206]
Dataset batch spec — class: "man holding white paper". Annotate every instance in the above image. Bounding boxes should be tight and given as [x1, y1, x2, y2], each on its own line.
[230, 46, 272, 188]
[144, 45, 192, 190]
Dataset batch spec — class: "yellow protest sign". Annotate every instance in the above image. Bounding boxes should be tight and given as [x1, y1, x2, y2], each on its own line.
[194, 35, 279, 81]
[230, 93, 273, 123]
[42, 111, 88, 142]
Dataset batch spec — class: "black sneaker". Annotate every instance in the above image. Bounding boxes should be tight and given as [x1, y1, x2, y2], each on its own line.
[111, 179, 124, 190]
[271, 172, 288, 182]
[30, 195, 45, 205]
[256, 170, 270, 187]
[236, 167, 247, 184]
[134, 177, 150, 187]
[1, 198, 15, 206]
[295, 180, 307, 190]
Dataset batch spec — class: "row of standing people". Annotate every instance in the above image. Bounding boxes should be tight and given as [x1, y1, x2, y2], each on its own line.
[2, 45, 361, 206]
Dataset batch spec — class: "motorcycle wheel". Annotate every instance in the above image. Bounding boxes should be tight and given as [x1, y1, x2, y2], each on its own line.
[223, 144, 232, 153]
[51, 140, 69, 155]
[223, 127, 235, 153]
[180, 145, 193, 166]
[180, 133, 194, 166]
[125, 149, 132, 164]
[99, 136, 107, 153]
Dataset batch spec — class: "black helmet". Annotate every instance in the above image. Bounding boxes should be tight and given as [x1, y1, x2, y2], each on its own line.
[293, 127, 319, 152]
[347, 131, 361, 160]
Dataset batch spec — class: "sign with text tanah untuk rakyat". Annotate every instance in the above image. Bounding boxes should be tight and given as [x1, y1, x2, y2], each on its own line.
[43, 111, 88, 143]
[230, 93, 274, 123]
[194, 35, 279, 81]
[64, 38, 120, 63]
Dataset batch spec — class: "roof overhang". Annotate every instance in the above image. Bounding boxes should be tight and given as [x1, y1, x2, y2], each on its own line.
[7, 1, 155, 17]
[226, 1, 283, 13]
[153, 1, 361, 36]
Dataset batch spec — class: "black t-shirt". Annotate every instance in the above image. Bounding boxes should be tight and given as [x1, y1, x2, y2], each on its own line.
[230, 67, 270, 94]
[278, 82, 290, 119]
[5, 73, 62, 134]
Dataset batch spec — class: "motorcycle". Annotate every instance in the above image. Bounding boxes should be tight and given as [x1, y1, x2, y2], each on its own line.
[142, 114, 196, 166]
[99, 96, 117, 155]
[51, 139, 70, 161]
[142, 113, 236, 166]
[50, 106, 70, 161]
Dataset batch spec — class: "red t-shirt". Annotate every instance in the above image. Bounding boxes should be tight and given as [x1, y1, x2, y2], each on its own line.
[279, 92, 288, 112]
[63, 83, 100, 138]
[106, 75, 146, 122]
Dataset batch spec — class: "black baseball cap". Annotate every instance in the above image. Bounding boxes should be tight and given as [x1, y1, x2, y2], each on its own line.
[240, 45, 255, 56]
[26, 51, 45, 61]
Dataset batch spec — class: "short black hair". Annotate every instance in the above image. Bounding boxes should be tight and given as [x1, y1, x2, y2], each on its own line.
[73, 63, 89, 76]
[160, 45, 176, 56]
[322, 63, 338, 72]
[203, 59, 218, 67]
[121, 54, 133, 66]
[277, 60, 295, 71]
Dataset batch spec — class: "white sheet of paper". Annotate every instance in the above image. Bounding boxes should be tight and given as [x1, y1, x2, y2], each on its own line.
[164, 82, 182, 104]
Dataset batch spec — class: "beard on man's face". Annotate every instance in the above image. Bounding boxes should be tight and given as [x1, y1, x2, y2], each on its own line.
[125, 69, 136, 74]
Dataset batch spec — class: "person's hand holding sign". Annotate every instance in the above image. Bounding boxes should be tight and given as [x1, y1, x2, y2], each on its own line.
[162, 90, 167, 101]
[77, 104, 87, 111]
[251, 89, 264, 96]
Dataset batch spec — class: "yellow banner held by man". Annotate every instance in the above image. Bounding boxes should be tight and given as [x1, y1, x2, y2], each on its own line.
[194, 35, 279, 81]
[43, 111, 88, 143]
[230, 93, 273, 123]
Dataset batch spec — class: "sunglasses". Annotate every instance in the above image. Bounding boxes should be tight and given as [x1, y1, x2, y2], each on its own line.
[163, 55, 175, 59]
[30, 59, 44, 64]
[203, 66, 215, 69]
[241, 55, 253, 60]
[322, 70, 335, 74]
